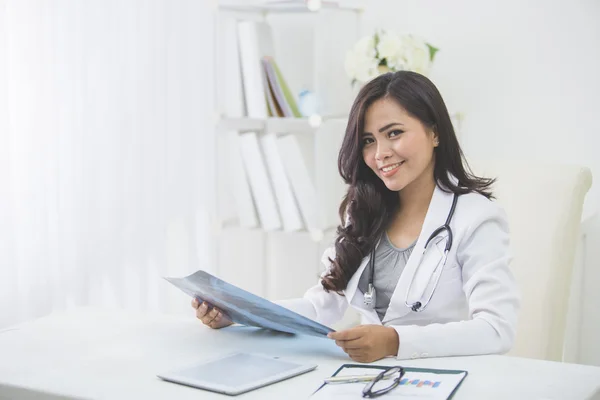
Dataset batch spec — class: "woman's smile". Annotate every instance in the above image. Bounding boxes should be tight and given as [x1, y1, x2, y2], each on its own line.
[379, 161, 405, 177]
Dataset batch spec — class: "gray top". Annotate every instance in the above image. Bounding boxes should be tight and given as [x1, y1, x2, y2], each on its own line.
[357, 233, 416, 321]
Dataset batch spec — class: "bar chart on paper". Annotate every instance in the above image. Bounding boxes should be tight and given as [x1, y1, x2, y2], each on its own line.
[392, 370, 466, 397]
[312, 369, 467, 399]
[400, 378, 442, 388]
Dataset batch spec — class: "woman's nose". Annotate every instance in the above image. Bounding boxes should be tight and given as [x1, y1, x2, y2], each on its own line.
[375, 142, 393, 161]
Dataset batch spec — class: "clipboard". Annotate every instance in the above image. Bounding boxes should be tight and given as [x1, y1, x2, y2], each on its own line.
[312, 363, 468, 399]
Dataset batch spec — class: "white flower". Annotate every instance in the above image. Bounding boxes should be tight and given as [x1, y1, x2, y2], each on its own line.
[344, 31, 437, 84]
[402, 35, 431, 75]
[376, 31, 402, 61]
[344, 47, 378, 83]
[385, 51, 407, 71]
[344, 35, 380, 83]
[354, 35, 376, 58]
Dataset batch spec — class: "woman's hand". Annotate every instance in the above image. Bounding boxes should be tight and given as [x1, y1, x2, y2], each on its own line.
[191, 298, 233, 329]
[328, 325, 399, 363]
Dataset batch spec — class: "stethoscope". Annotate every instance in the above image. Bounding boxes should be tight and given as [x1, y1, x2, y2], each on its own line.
[364, 193, 459, 313]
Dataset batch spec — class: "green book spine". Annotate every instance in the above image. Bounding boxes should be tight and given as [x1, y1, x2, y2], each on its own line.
[270, 59, 302, 118]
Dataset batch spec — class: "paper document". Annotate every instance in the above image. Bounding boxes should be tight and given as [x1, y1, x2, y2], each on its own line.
[165, 270, 334, 337]
[312, 367, 466, 399]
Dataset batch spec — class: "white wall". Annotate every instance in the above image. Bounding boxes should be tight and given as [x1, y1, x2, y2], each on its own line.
[360, 0, 600, 218]
[0, 0, 216, 326]
[359, 0, 600, 365]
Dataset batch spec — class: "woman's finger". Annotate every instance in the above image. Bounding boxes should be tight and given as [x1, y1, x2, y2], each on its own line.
[195, 302, 209, 319]
[208, 312, 224, 328]
[202, 308, 220, 326]
[335, 340, 359, 350]
[335, 341, 348, 353]
[348, 350, 365, 360]
[337, 344, 350, 355]
[191, 298, 199, 309]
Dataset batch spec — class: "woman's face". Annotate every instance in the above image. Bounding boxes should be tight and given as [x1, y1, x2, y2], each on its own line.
[362, 97, 438, 192]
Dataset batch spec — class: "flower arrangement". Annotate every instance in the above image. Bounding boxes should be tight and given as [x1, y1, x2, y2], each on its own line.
[344, 30, 439, 85]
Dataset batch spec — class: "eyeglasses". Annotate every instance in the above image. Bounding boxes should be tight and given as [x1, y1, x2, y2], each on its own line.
[362, 366, 405, 398]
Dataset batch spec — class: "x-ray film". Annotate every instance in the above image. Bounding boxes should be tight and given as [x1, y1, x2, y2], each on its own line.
[165, 270, 334, 337]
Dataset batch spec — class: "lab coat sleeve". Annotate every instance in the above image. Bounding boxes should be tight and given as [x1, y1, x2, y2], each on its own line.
[391, 204, 520, 359]
[275, 245, 349, 328]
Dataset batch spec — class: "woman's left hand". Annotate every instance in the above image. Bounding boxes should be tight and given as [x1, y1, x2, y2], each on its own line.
[328, 325, 399, 363]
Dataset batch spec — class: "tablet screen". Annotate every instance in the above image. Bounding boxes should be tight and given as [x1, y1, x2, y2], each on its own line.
[158, 352, 317, 395]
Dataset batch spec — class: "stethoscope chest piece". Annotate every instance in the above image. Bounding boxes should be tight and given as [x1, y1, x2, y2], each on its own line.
[364, 283, 376, 308]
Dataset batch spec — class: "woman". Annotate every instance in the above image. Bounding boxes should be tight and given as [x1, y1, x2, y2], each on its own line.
[192, 71, 520, 363]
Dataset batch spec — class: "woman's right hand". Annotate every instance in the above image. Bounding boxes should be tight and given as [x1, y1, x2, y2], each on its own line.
[191, 298, 233, 329]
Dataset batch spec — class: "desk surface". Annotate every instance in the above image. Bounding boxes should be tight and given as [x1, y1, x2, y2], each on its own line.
[1, 308, 599, 400]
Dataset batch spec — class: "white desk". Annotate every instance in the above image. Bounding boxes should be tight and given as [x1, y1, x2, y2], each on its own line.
[1, 308, 599, 400]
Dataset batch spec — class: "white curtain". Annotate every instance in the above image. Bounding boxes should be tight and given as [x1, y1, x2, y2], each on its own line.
[0, 0, 216, 328]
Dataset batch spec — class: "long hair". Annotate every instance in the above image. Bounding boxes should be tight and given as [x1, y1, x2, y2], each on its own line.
[321, 71, 494, 293]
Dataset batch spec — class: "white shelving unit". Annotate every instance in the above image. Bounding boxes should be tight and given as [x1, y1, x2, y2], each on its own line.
[218, 0, 363, 12]
[218, 116, 340, 134]
[211, 1, 362, 300]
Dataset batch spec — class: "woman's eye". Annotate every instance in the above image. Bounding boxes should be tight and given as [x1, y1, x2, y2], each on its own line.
[389, 130, 404, 138]
[362, 137, 374, 146]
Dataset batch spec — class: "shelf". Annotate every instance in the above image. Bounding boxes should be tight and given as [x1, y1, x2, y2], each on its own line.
[213, 0, 358, 248]
[219, 0, 363, 14]
[217, 115, 348, 134]
[216, 217, 338, 242]
[268, 117, 321, 133]
[217, 117, 266, 132]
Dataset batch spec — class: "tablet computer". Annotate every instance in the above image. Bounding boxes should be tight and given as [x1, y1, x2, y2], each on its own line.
[157, 352, 317, 396]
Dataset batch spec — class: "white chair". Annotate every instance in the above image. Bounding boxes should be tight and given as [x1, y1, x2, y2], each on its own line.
[471, 159, 593, 361]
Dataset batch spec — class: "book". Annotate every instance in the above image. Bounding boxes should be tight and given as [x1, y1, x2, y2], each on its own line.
[238, 132, 282, 231]
[237, 21, 274, 118]
[276, 134, 322, 238]
[262, 56, 301, 118]
[217, 15, 245, 117]
[223, 130, 259, 228]
[270, 57, 302, 117]
[261, 57, 293, 117]
[261, 58, 284, 117]
[260, 133, 304, 232]
[314, 119, 347, 230]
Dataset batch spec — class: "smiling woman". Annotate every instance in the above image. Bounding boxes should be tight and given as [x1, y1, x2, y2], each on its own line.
[329, 71, 497, 292]
[192, 71, 520, 364]
[361, 101, 436, 191]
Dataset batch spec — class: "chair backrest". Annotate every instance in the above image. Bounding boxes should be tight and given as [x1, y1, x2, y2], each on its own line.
[469, 159, 593, 361]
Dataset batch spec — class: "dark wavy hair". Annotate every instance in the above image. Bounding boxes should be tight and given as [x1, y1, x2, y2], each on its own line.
[321, 71, 495, 293]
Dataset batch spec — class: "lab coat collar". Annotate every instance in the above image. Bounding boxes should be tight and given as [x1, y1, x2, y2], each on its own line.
[342, 178, 458, 322]
[382, 180, 456, 323]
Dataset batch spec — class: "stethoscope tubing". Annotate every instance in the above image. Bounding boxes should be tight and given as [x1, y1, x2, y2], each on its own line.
[365, 193, 459, 312]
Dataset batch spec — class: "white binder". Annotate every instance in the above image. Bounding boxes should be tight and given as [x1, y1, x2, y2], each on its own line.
[276, 134, 323, 238]
[260, 133, 304, 232]
[238, 132, 282, 231]
[237, 21, 274, 118]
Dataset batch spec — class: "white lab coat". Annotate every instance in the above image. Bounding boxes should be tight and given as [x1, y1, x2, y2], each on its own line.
[278, 182, 520, 360]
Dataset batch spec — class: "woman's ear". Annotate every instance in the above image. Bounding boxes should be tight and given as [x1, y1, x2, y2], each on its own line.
[431, 128, 439, 147]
